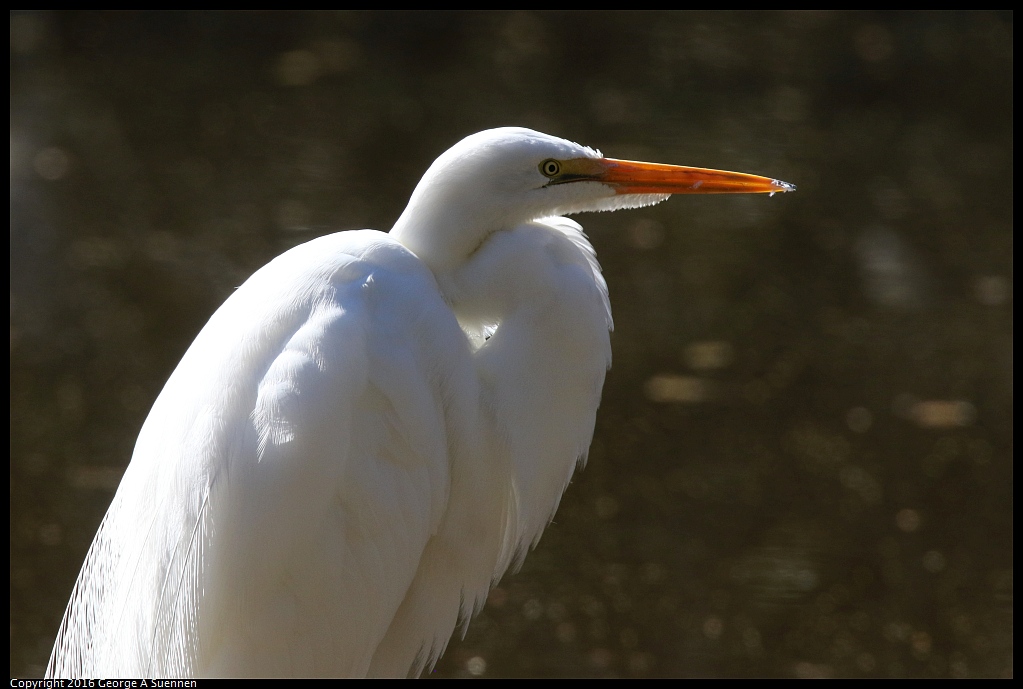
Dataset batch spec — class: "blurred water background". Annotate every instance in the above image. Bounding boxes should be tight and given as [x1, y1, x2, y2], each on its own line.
[10, 11, 1012, 678]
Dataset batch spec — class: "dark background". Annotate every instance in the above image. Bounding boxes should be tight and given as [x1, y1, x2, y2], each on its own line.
[10, 11, 1012, 678]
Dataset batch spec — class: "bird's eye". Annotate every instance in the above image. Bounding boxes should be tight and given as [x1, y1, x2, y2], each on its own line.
[540, 159, 561, 177]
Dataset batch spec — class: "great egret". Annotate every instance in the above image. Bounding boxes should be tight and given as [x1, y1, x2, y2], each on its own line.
[47, 127, 794, 678]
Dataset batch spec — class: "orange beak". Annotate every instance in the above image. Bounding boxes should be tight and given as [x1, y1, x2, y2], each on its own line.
[558, 157, 795, 195]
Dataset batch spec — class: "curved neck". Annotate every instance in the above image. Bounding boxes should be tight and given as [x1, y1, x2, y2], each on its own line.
[390, 209, 472, 275]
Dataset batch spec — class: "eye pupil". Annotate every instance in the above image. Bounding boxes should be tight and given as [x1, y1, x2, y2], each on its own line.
[541, 160, 560, 177]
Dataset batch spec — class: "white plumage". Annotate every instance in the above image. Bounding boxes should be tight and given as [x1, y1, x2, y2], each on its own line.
[48, 128, 792, 678]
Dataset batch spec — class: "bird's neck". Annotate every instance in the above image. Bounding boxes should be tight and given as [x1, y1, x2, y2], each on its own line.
[390, 184, 520, 276]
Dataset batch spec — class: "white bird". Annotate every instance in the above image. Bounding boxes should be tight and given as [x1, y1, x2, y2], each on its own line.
[47, 127, 794, 678]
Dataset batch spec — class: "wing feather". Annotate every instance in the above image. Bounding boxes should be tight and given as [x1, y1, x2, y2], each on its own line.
[48, 231, 467, 678]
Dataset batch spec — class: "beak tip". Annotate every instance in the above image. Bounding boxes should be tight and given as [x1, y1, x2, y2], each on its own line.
[773, 179, 797, 193]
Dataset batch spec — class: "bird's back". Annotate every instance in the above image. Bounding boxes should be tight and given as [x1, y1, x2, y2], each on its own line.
[48, 231, 483, 677]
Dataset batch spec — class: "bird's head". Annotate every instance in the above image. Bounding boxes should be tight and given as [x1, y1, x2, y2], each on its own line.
[391, 127, 794, 273]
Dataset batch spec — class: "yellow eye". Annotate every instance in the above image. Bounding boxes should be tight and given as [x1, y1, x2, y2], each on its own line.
[540, 159, 561, 177]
